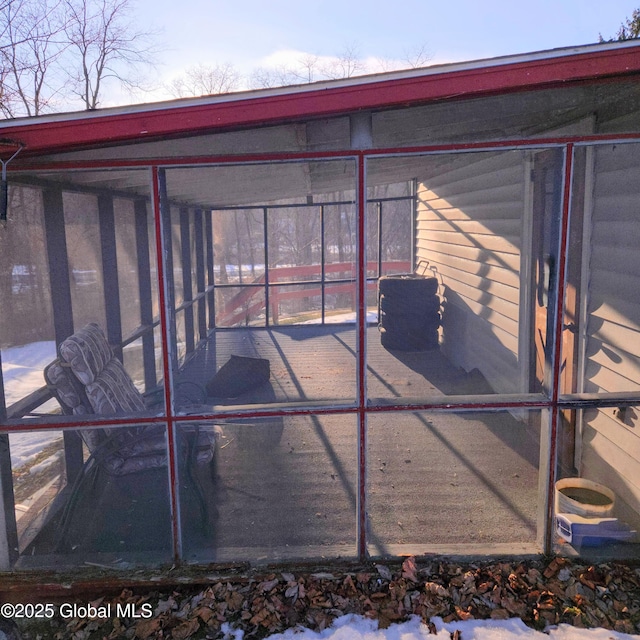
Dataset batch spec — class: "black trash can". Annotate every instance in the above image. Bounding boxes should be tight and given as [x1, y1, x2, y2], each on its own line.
[378, 274, 441, 351]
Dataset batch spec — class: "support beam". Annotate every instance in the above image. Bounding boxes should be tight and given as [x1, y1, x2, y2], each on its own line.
[98, 193, 123, 360]
[43, 187, 74, 343]
[42, 188, 83, 487]
[179, 207, 195, 355]
[194, 209, 207, 342]
[134, 199, 158, 391]
[0, 434, 18, 568]
[205, 213, 215, 330]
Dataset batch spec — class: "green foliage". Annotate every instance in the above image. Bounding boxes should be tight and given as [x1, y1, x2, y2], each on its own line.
[600, 8, 640, 42]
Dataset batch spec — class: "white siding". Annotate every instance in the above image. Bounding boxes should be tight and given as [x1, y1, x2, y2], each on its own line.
[580, 143, 640, 527]
[415, 152, 525, 393]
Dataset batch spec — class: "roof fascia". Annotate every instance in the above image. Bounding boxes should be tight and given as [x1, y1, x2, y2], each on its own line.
[2, 41, 640, 156]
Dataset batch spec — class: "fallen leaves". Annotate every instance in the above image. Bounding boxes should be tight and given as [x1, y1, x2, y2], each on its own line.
[15, 556, 640, 640]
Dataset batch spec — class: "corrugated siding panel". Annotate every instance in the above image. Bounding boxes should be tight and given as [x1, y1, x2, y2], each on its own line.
[415, 152, 524, 393]
[581, 143, 640, 526]
[586, 145, 640, 394]
[581, 411, 640, 523]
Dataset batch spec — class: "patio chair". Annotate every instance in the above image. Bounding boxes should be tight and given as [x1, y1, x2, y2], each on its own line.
[43, 323, 219, 549]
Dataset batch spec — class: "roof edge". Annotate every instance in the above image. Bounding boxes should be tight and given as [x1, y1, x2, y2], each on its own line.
[2, 39, 640, 155]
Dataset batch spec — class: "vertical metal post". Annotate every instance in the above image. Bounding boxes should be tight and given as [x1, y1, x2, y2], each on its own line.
[43, 188, 74, 343]
[544, 143, 574, 554]
[377, 200, 383, 279]
[42, 187, 83, 485]
[194, 209, 207, 342]
[179, 207, 195, 355]
[0, 334, 13, 568]
[154, 167, 182, 561]
[98, 193, 123, 360]
[263, 206, 270, 326]
[320, 204, 326, 324]
[357, 154, 368, 560]
[134, 198, 158, 391]
[205, 211, 215, 330]
[411, 178, 418, 270]
[0, 433, 18, 568]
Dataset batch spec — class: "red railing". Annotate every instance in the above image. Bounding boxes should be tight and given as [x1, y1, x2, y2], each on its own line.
[216, 261, 411, 326]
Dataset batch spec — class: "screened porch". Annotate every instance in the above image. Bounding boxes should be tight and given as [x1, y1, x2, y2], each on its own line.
[2, 44, 640, 572]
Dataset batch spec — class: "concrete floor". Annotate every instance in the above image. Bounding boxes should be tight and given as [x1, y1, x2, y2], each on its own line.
[22, 326, 544, 566]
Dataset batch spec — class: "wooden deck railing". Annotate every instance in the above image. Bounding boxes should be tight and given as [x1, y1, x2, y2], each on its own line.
[6, 261, 413, 418]
[216, 261, 411, 326]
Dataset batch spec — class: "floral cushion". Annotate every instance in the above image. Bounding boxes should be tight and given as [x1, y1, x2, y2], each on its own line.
[59, 322, 113, 386]
[43, 359, 92, 415]
[45, 323, 216, 476]
[85, 358, 146, 415]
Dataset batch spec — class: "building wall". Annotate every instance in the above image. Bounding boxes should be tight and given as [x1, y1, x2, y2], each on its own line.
[415, 152, 525, 394]
[414, 139, 640, 528]
[579, 143, 640, 525]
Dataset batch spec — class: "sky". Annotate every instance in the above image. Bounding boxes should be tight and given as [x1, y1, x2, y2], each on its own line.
[127, 0, 640, 102]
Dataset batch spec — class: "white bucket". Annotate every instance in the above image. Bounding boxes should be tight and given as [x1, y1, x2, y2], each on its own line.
[555, 477, 615, 518]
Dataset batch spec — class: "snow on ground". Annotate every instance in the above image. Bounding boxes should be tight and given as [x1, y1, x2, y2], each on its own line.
[302, 310, 379, 324]
[3, 344, 640, 640]
[1, 340, 56, 406]
[228, 614, 639, 640]
[2, 340, 61, 468]
[8, 431, 62, 468]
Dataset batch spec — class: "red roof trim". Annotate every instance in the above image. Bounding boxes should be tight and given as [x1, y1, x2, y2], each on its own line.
[2, 44, 640, 155]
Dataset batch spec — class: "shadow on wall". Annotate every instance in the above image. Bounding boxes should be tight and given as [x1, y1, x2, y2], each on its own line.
[439, 287, 523, 395]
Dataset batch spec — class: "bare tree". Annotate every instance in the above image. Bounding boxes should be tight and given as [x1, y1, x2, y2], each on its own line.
[289, 53, 320, 83]
[0, 0, 160, 115]
[250, 64, 298, 89]
[403, 43, 432, 68]
[250, 46, 367, 90]
[167, 62, 241, 98]
[321, 43, 366, 80]
[0, 0, 67, 116]
[63, 0, 160, 109]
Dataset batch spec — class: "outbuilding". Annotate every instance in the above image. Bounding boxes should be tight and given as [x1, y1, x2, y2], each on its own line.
[1, 40, 640, 573]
